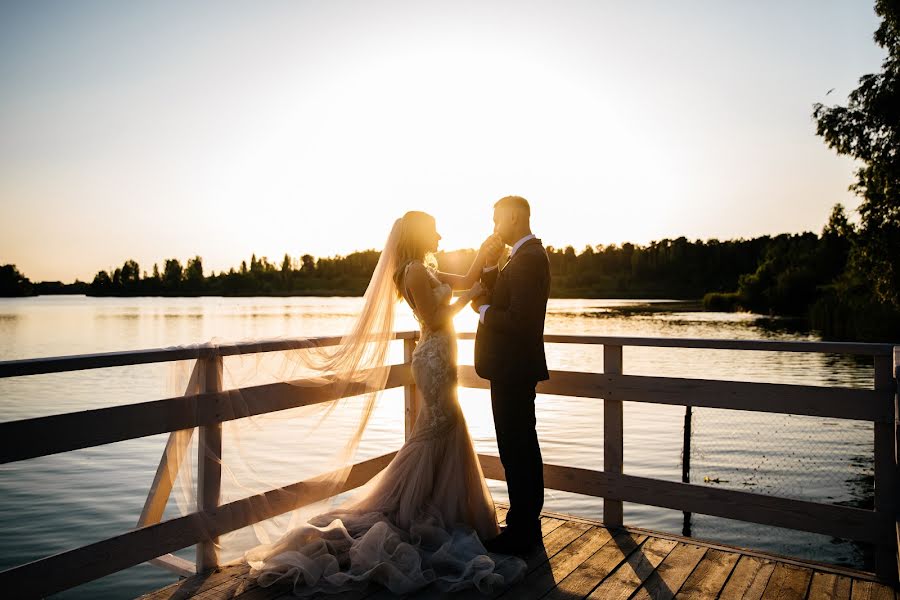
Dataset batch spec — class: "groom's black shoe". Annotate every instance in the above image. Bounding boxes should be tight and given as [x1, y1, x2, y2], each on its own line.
[484, 526, 543, 556]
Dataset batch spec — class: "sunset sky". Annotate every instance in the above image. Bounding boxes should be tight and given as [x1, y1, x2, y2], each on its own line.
[0, 1, 886, 282]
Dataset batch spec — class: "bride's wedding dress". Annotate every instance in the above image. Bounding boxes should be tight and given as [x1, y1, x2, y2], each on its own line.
[245, 266, 526, 596]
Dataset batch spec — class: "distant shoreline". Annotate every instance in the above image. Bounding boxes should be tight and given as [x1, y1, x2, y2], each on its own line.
[10, 292, 706, 304]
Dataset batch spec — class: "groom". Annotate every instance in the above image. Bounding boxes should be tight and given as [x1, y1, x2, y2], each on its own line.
[471, 195, 551, 555]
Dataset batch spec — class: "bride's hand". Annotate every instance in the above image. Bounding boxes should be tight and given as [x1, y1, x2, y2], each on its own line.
[467, 281, 484, 300]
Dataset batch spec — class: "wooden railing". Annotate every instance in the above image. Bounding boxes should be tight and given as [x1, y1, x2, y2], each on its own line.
[0, 333, 896, 598]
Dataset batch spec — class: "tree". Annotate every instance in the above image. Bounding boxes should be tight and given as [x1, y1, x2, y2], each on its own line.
[185, 256, 204, 289]
[163, 259, 183, 289]
[120, 259, 140, 285]
[301, 254, 316, 273]
[90, 270, 112, 293]
[813, 0, 900, 307]
[0, 264, 34, 296]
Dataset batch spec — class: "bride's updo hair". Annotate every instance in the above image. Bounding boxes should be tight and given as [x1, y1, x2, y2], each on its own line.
[392, 211, 438, 296]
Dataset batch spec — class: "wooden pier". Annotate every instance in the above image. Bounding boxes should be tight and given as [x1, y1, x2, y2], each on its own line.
[0, 333, 897, 599]
[140, 504, 897, 600]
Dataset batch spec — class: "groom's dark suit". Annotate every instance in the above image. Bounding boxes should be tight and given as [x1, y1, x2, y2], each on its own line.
[475, 237, 550, 540]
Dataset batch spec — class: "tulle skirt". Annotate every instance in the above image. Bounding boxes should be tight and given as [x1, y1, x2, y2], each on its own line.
[245, 332, 526, 596]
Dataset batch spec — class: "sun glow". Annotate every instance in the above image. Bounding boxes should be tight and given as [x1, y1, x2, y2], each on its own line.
[0, 2, 881, 282]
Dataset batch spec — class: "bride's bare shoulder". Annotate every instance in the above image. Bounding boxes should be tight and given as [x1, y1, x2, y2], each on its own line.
[405, 260, 426, 276]
[405, 261, 441, 289]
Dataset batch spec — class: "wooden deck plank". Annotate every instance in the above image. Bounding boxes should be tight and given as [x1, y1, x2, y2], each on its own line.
[807, 572, 853, 600]
[630, 542, 708, 600]
[850, 579, 896, 600]
[718, 556, 777, 600]
[495, 526, 614, 599]
[199, 576, 262, 600]
[138, 510, 891, 600]
[673, 548, 741, 599]
[139, 563, 249, 600]
[584, 536, 679, 600]
[539, 508, 882, 585]
[226, 585, 290, 600]
[541, 530, 649, 600]
[524, 519, 591, 569]
[760, 563, 812, 600]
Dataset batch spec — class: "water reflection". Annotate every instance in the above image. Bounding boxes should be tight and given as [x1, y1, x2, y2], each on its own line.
[0, 295, 887, 598]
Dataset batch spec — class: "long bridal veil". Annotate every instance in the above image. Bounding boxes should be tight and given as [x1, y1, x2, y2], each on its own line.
[165, 219, 408, 564]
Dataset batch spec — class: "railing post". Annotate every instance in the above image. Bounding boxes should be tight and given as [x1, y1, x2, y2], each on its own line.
[874, 352, 897, 582]
[196, 354, 223, 573]
[404, 337, 419, 441]
[682, 405, 693, 537]
[894, 347, 899, 581]
[604, 344, 623, 527]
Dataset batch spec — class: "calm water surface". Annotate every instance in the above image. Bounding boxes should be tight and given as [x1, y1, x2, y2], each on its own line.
[0, 296, 880, 598]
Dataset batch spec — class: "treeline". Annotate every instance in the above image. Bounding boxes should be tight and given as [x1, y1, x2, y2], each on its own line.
[87, 252, 383, 297]
[0, 265, 87, 296]
[700, 204, 900, 339]
[2, 206, 897, 339]
[543, 237, 767, 298]
[71, 238, 780, 301]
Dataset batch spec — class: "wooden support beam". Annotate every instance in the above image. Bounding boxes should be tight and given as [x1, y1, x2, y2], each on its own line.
[454, 332, 894, 356]
[456, 366, 892, 422]
[0, 332, 420, 378]
[0, 452, 397, 598]
[0, 364, 412, 464]
[196, 356, 223, 573]
[603, 344, 624, 527]
[476, 454, 889, 545]
[4, 332, 890, 380]
[874, 353, 899, 582]
[403, 338, 419, 440]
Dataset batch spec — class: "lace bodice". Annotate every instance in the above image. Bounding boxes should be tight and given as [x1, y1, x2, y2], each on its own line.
[401, 262, 452, 331]
[396, 261, 461, 437]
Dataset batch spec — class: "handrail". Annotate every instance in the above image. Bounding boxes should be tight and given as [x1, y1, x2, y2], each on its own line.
[0, 365, 412, 464]
[458, 332, 895, 355]
[0, 332, 420, 378]
[0, 332, 896, 596]
[0, 331, 891, 379]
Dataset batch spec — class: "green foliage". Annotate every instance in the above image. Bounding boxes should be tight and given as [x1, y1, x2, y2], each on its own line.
[813, 0, 900, 308]
[0, 264, 34, 297]
[184, 256, 204, 291]
[546, 237, 766, 298]
[163, 259, 183, 290]
[20, 200, 900, 340]
[703, 292, 741, 312]
[736, 233, 827, 315]
[84, 249, 385, 297]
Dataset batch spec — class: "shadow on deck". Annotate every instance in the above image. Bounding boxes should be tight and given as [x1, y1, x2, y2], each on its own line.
[139, 506, 897, 600]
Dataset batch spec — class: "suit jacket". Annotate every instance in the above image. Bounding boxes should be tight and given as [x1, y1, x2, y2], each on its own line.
[474, 237, 551, 384]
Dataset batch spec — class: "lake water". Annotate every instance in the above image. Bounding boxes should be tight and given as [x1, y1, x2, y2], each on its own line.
[0, 295, 881, 598]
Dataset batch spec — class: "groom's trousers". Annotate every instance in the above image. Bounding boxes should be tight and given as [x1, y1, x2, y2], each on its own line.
[490, 378, 544, 536]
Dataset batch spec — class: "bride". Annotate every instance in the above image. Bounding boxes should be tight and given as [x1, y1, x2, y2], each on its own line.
[244, 211, 526, 596]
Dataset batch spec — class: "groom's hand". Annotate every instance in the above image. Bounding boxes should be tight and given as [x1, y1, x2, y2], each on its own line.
[481, 234, 503, 266]
[469, 292, 489, 313]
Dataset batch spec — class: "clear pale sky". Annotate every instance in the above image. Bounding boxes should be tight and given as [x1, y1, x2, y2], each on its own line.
[0, 1, 886, 282]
